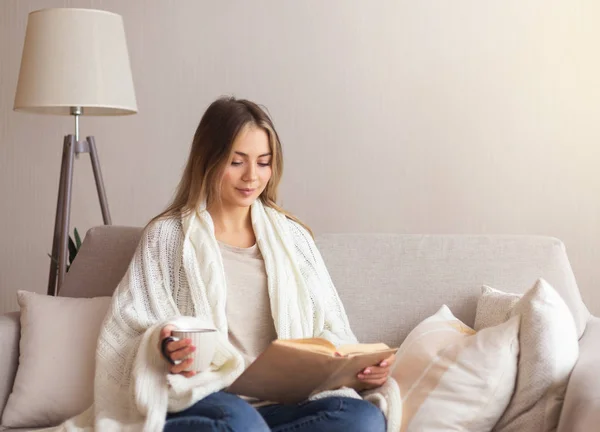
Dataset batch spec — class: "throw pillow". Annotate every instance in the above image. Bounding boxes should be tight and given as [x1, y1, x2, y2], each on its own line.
[477, 279, 579, 432]
[474, 285, 521, 331]
[1, 291, 111, 428]
[392, 304, 520, 432]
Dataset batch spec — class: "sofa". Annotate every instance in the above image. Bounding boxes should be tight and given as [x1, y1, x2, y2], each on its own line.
[1, 226, 599, 431]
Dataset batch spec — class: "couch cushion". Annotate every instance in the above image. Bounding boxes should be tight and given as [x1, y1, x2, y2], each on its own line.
[1, 292, 111, 428]
[474, 279, 579, 432]
[473, 285, 521, 330]
[392, 305, 519, 431]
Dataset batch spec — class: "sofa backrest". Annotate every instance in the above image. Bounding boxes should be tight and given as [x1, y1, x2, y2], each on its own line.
[59, 226, 142, 299]
[61, 226, 591, 346]
[317, 234, 590, 345]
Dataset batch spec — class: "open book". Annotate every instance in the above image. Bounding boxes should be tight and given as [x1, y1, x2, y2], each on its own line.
[226, 338, 397, 404]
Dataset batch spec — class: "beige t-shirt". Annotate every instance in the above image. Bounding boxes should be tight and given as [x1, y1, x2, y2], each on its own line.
[218, 241, 278, 368]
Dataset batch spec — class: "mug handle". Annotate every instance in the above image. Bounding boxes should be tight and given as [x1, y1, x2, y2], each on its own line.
[160, 336, 178, 365]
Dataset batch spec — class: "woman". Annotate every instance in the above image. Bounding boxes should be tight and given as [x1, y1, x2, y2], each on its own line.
[65, 97, 397, 432]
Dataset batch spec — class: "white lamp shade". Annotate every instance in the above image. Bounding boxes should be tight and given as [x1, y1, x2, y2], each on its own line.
[14, 8, 137, 116]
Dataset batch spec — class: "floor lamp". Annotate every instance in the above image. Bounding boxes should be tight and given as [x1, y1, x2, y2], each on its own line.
[13, 8, 138, 296]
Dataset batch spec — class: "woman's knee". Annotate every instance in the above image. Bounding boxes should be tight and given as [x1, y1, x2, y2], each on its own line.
[166, 391, 269, 432]
[205, 392, 269, 431]
[336, 398, 386, 432]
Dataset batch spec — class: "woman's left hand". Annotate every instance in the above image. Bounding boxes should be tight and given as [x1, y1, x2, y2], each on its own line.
[357, 353, 396, 389]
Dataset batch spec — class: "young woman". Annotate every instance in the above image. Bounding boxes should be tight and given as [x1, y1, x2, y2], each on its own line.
[69, 97, 397, 432]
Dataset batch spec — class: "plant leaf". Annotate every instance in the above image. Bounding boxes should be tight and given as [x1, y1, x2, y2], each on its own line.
[74, 228, 82, 249]
[68, 237, 77, 265]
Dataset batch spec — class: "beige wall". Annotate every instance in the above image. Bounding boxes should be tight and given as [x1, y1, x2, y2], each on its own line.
[1, 0, 600, 315]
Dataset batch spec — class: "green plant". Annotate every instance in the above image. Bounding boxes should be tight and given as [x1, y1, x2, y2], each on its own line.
[48, 227, 82, 272]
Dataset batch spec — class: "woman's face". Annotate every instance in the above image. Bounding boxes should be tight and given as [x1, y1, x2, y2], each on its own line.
[220, 125, 273, 210]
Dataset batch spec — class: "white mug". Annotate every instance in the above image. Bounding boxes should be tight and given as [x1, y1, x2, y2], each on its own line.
[171, 328, 217, 372]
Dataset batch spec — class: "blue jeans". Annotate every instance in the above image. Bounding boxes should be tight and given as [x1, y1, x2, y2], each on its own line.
[164, 391, 386, 432]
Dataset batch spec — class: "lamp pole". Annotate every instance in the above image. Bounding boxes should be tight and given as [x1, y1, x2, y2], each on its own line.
[47, 110, 112, 295]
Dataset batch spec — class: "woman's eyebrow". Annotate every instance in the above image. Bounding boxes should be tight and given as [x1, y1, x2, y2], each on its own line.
[234, 151, 272, 157]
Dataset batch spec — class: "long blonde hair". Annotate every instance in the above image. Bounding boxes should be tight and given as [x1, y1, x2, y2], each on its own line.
[149, 96, 312, 236]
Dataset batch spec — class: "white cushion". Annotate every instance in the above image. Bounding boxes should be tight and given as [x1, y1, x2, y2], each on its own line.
[474, 285, 521, 331]
[476, 279, 579, 432]
[392, 304, 519, 431]
[1, 291, 111, 428]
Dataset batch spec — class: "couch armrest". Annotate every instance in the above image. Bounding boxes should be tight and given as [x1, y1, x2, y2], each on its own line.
[0, 312, 20, 420]
[558, 316, 600, 432]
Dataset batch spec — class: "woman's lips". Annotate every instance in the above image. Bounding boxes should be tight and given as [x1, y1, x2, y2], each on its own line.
[237, 188, 256, 197]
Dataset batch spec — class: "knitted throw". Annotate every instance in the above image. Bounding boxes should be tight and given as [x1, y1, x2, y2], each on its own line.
[48, 200, 401, 432]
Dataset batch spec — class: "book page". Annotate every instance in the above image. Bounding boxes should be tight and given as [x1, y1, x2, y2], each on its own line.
[337, 342, 391, 356]
[227, 342, 345, 403]
[275, 338, 338, 356]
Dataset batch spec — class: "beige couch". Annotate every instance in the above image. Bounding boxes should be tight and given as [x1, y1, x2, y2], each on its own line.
[1, 226, 599, 431]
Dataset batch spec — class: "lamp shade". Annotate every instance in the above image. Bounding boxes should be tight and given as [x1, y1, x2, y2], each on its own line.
[14, 8, 137, 115]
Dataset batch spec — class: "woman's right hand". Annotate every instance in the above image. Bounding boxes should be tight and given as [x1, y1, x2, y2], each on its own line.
[159, 324, 197, 377]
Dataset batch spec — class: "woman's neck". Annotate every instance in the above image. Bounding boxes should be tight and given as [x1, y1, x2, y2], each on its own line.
[208, 205, 255, 247]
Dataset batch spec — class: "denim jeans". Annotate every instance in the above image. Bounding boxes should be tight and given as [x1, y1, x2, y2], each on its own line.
[164, 391, 386, 432]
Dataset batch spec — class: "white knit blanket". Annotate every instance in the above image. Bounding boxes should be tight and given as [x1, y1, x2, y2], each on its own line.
[48, 200, 401, 431]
